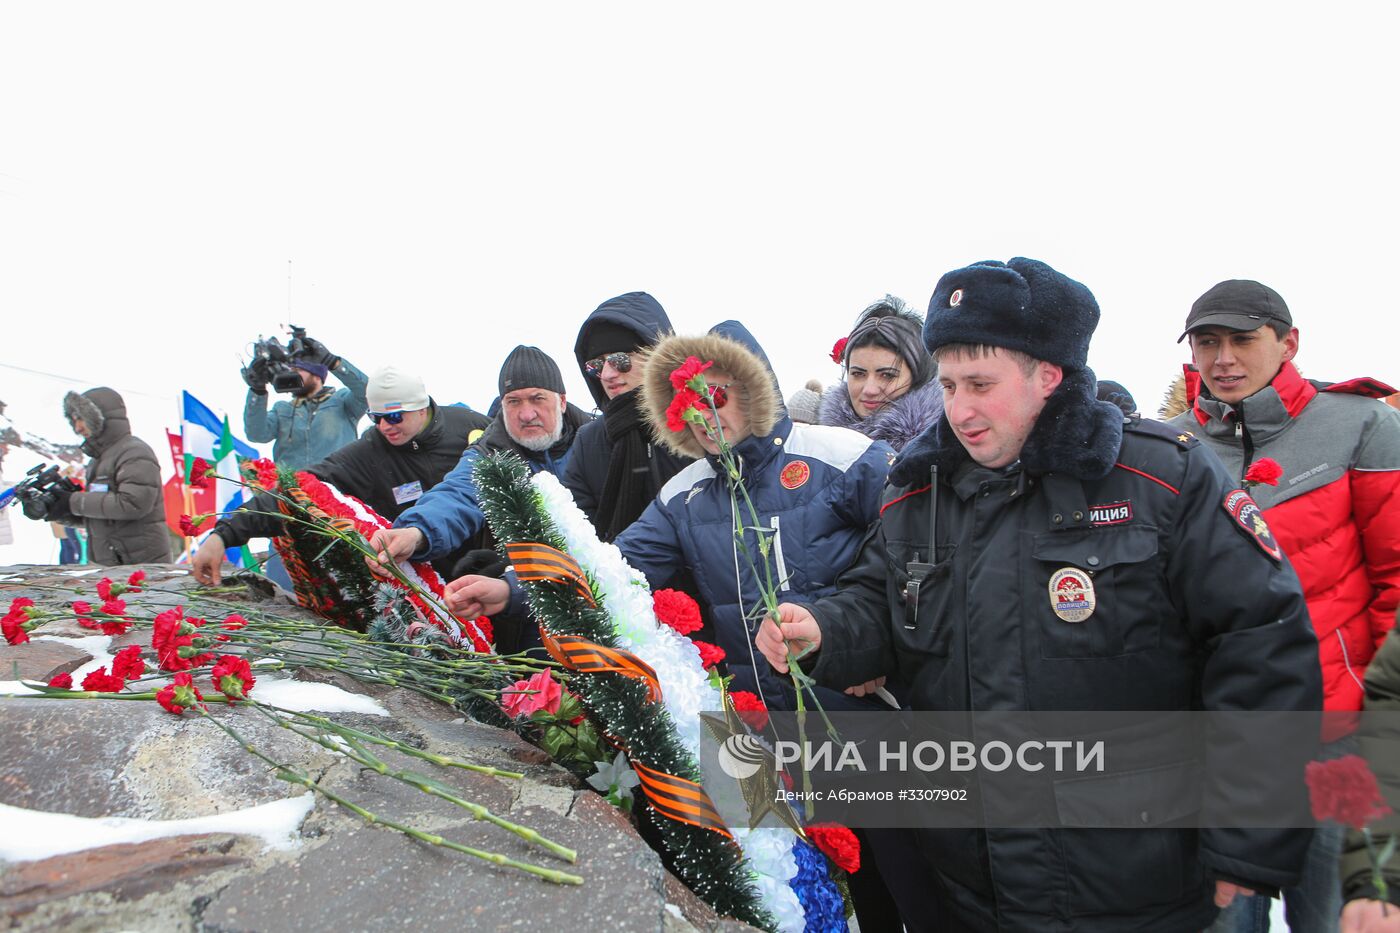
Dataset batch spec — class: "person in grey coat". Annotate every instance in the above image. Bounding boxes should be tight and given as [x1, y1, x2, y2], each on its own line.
[22, 387, 172, 565]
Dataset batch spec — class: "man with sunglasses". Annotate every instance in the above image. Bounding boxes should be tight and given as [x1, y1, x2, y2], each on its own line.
[192, 366, 489, 585]
[561, 291, 693, 542]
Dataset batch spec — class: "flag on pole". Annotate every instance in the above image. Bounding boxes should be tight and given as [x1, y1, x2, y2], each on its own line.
[179, 391, 262, 569]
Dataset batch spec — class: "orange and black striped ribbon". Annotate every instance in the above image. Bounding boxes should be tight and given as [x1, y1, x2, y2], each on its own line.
[506, 542, 597, 606]
[539, 628, 663, 704]
[633, 760, 733, 839]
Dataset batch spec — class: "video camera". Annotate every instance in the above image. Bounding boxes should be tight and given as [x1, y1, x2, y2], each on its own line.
[245, 325, 309, 394]
[1, 463, 82, 513]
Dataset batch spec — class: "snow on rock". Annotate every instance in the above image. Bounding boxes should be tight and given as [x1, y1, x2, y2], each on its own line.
[0, 794, 315, 862]
[252, 677, 389, 716]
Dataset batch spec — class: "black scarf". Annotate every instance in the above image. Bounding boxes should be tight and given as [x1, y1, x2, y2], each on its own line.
[598, 390, 655, 542]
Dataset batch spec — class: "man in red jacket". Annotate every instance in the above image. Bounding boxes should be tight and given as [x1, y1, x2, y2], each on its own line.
[1169, 279, 1400, 932]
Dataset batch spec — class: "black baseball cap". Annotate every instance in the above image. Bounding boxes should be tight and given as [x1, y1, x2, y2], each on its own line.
[1178, 279, 1293, 343]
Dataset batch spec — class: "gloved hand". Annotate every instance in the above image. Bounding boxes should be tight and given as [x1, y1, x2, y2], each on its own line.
[242, 358, 271, 393]
[299, 335, 340, 371]
[20, 490, 54, 521]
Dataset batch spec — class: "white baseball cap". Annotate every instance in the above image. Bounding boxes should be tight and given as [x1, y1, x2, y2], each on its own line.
[367, 366, 430, 413]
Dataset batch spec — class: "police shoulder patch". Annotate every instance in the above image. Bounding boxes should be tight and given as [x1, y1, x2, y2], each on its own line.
[1222, 488, 1281, 562]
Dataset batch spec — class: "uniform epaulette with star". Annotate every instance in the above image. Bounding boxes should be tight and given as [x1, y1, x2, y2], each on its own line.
[1122, 414, 1199, 449]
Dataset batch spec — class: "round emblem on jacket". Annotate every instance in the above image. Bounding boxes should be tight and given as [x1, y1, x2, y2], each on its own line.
[949, 288, 964, 307]
[1048, 567, 1096, 623]
[780, 460, 811, 490]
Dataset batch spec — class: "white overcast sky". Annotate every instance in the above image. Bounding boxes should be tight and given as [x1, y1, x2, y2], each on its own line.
[2, 2, 1397, 458]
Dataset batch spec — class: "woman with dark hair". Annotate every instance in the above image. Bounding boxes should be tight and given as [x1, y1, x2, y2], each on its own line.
[819, 295, 943, 451]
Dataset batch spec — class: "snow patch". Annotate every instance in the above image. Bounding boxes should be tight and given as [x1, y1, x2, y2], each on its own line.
[0, 794, 315, 862]
[0, 680, 42, 696]
[253, 677, 389, 716]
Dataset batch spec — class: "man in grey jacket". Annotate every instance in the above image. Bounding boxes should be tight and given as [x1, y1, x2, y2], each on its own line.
[22, 387, 172, 565]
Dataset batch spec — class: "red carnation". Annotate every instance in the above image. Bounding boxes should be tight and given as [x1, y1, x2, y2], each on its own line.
[665, 387, 703, 433]
[669, 356, 713, 391]
[729, 690, 770, 731]
[1306, 755, 1393, 830]
[96, 578, 113, 601]
[211, 654, 256, 702]
[156, 671, 204, 715]
[111, 645, 146, 682]
[100, 597, 126, 617]
[72, 600, 93, 616]
[179, 514, 207, 537]
[126, 570, 146, 592]
[1244, 457, 1284, 488]
[653, 589, 703, 636]
[830, 337, 849, 364]
[221, 613, 248, 630]
[81, 667, 126, 693]
[188, 457, 215, 490]
[807, 823, 861, 874]
[48, 672, 73, 689]
[2, 601, 35, 646]
[693, 640, 725, 670]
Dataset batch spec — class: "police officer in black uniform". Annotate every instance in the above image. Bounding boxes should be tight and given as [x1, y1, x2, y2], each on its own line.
[758, 257, 1322, 932]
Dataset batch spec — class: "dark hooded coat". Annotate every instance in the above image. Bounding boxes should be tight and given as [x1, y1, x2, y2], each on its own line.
[59, 388, 172, 565]
[561, 291, 692, 541]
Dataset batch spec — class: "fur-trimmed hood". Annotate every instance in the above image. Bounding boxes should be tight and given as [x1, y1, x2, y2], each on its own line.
[640, 321, 784, 460]
[1159, 372, 1191, 420]
[63, 387, 130, 455]
[889, 367, 1123, 487]
[818, 379, 945, 453]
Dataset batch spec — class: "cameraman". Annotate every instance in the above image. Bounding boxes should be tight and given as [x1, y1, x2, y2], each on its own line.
[22, 388, 172, 566]
[242, 332, 369, 470]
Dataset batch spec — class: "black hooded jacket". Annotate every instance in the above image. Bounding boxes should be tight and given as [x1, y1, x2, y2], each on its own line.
[561, 292, 692, 539]
[59, 388, 173, 565]
[213, 401, 488, 577]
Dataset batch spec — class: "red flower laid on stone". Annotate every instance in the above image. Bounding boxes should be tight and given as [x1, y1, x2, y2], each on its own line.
[96, 578, 114, 601]
[81, 667, 126, 693]
[152, 607, 207, 671]
[2, 598, 37, 645]
[156, 672, 205, 715]
[221, 613, 248, 630]
[669, 356, 713, 391]
[693, 640, 725, 670]
[126, 570, 146, 592]
[111, 645, 146, 682]
[47, 672, 73, 689]
[188, 457, 215, 490]
[179, 514, 207, 537]
[211, 654, 256, 702]
[1244, 457, 1284, 487]
[830, 337, 849, 364]
[807, 823, 861, 874]
[653, 588, 703, 636]
[72, 600, 93, 616]
[729, 690, 770, 731]
[1306, 755, 1393, 830]
[500, 669, 564, 719]
[100, 597, 126, 617]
